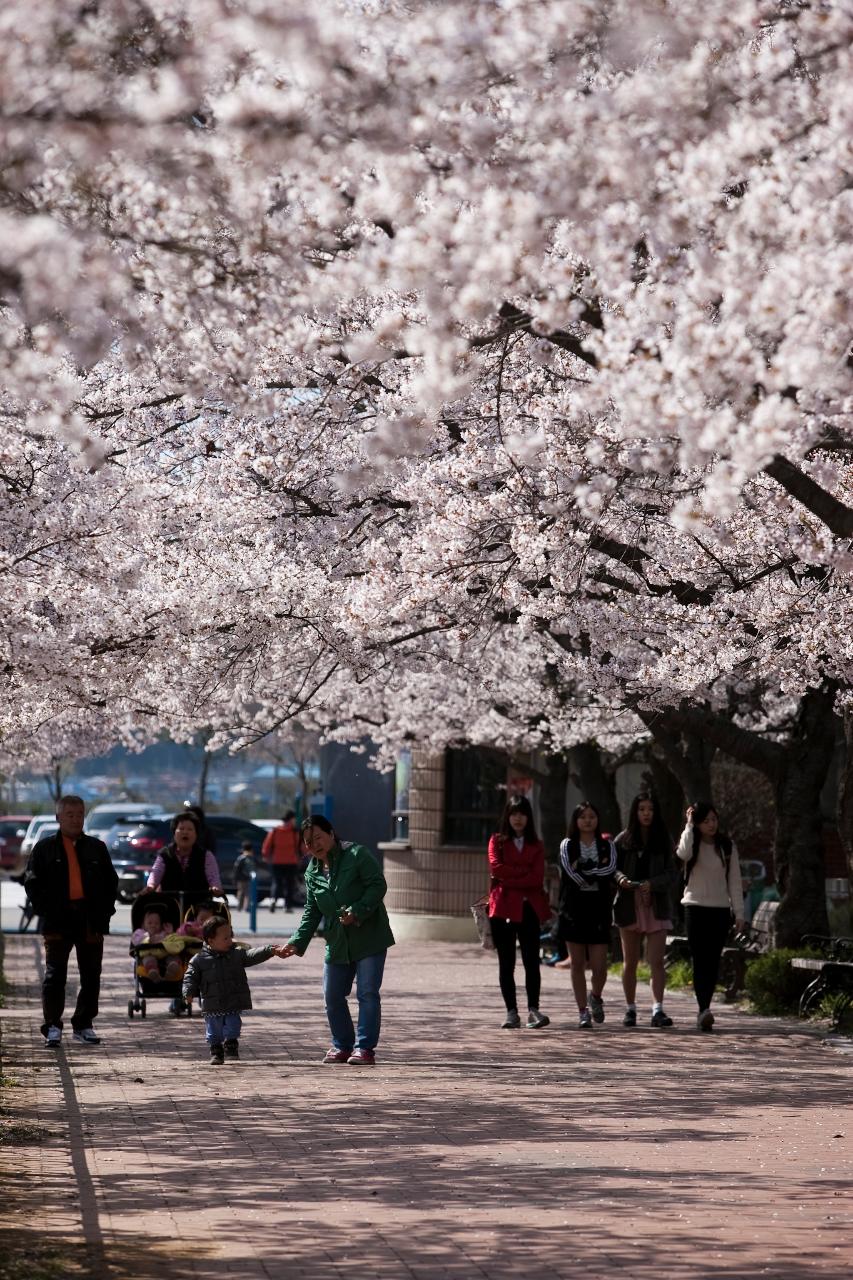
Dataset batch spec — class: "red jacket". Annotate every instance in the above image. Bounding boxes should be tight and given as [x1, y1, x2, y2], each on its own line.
[487, 834, 551, 924]
[262, 825, 301, 866]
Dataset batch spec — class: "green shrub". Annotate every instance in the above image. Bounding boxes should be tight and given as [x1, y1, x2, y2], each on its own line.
[744, 948, 822, 1016]
[665, 958, 693, 990]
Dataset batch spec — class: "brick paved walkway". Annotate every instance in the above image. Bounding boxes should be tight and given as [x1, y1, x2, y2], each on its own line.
[1, 933, 851, 1280]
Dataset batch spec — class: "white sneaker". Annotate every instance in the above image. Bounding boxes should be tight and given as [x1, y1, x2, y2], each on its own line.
[72, 1028, 101, 1045]
[45, 1025, 62, 1047]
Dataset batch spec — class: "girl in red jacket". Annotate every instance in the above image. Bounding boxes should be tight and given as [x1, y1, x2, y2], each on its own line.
[488, 796, 552, 1030]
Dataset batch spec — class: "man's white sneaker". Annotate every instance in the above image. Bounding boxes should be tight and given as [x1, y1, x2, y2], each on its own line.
[45, 1025, 62, 1047]
[72, 1028, 101, 1045]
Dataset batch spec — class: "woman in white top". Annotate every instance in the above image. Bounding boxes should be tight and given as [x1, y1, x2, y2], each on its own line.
[676, 802, 744, 1032]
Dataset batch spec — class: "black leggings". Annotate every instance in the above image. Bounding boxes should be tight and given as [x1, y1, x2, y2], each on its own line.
[490, 902, 541, 1012]
[685, 905, 732, 1011]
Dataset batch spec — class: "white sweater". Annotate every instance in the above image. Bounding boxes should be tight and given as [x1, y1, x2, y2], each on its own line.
[676, 827, 744, 918]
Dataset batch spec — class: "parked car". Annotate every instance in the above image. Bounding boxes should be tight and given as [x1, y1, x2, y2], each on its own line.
[85, 802, 165, 840]
[0, 815, 33, 874]
[20, 815, 61, 860]
[103, 813, 173, 901]
[108, 814, 273, 895]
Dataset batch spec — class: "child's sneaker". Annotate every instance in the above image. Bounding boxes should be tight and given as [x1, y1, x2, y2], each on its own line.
[578, 1008, 593, 1029]
[622, 1008, 637, 1027]
[589, 993, 605, 1024]
[651, 1009, 673, 1028]
[209, 1044, 225, 1065]
[224, 1039, 240, 1060]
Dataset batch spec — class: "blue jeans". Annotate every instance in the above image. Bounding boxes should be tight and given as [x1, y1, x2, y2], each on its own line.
[205, 1012, 242, 1045]
[323, 951, 387, 1052]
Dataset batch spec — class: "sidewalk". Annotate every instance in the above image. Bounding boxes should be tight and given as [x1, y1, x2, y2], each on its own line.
[1, 933, 851, 1280]
[0, 876, 298, 937]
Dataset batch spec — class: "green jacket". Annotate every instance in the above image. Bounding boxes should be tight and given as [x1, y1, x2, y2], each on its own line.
[289, 842, 395, 964]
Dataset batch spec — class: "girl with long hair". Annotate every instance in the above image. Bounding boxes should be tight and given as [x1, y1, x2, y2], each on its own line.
[614, 792, 675, 1028]
[557, 802, 617, 1029]
[676, 802, 744, 1032]
[487, 795, 552, 1030]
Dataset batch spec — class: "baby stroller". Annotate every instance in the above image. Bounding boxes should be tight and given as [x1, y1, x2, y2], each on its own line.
[128, 893, 188, 1019]
[127, 893, 233, 1018]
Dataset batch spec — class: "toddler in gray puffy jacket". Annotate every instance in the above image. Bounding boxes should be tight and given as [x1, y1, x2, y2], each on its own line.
[182, 915, 288, 1064]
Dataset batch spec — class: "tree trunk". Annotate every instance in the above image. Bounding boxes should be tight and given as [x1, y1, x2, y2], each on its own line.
[198, 750, 212, 808]
[773, 687, 836, 946]
[567, 742, 621, 836]
[539, 753, 569, 861]
[837, 707, 853, 886]
[639, 746, 687, 846]
[652, 687, 837, 946]
[637, 711, 716, 803]
[44, 761, 66, 803]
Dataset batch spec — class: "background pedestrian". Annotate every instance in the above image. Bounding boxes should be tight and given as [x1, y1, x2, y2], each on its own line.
[232, 841, 258, 911]
[262, 810, 301, 912]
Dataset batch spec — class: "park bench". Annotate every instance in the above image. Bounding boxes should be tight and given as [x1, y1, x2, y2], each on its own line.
[790, 935, 853, 1025]
[664, 912, 776, 1001]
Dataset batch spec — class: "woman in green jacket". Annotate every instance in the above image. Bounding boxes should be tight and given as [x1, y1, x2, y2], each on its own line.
[281, 816, 395, 1066]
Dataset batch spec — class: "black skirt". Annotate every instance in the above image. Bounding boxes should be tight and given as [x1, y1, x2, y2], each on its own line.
[557, 914, 612, 946]
[557, 887, 614, 945]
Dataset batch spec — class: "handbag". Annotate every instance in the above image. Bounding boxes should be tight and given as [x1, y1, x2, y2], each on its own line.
[470, 895, 495, 950]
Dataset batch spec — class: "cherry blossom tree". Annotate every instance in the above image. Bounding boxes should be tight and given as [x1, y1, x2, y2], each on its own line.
[2, 1, 853, 939]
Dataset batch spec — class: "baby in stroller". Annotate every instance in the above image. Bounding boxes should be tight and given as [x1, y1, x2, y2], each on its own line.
[178, 899, 220, 940]
[131, 903, 184, 982]
[128, 894, 193, 1018]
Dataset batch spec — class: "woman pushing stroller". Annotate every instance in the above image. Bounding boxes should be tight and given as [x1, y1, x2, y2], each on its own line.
[142, 811, 223, 905]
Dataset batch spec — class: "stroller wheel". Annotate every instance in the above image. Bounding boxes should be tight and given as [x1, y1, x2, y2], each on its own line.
[127, 1000, 134, 1019]
[140, 999, 147, 1018]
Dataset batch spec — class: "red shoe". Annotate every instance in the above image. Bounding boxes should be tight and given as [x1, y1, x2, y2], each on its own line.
[322, 1047, 351, 1064]
[347, 1048, 376, 1066]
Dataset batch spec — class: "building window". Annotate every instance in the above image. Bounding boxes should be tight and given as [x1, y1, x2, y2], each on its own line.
[392, 750, 411, 842]
[444, 748, 507, 847]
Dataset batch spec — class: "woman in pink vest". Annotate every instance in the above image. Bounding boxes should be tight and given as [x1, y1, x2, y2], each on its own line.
[487, 796, 552, 1030]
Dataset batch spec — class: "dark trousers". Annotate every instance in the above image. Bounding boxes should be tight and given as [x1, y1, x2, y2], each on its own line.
[271, 865, 298, 907]
[41, 912, 104, 1035]
[490, 902, 541, 1012]
[685, 905, 731, 1011]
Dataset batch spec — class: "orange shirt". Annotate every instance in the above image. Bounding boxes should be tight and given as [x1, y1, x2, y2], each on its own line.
[63, 835, 85, 901]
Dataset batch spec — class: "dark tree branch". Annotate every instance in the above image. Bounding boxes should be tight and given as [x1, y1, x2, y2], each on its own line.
[764, 454, 853, 537]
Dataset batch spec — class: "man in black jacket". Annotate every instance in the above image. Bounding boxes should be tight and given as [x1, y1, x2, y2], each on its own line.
[24, 795, 118, 1047]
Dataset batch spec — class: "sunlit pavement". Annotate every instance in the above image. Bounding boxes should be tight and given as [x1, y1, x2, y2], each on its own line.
[1, 930, 851, 1279]
[0, 876, 295, 938]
